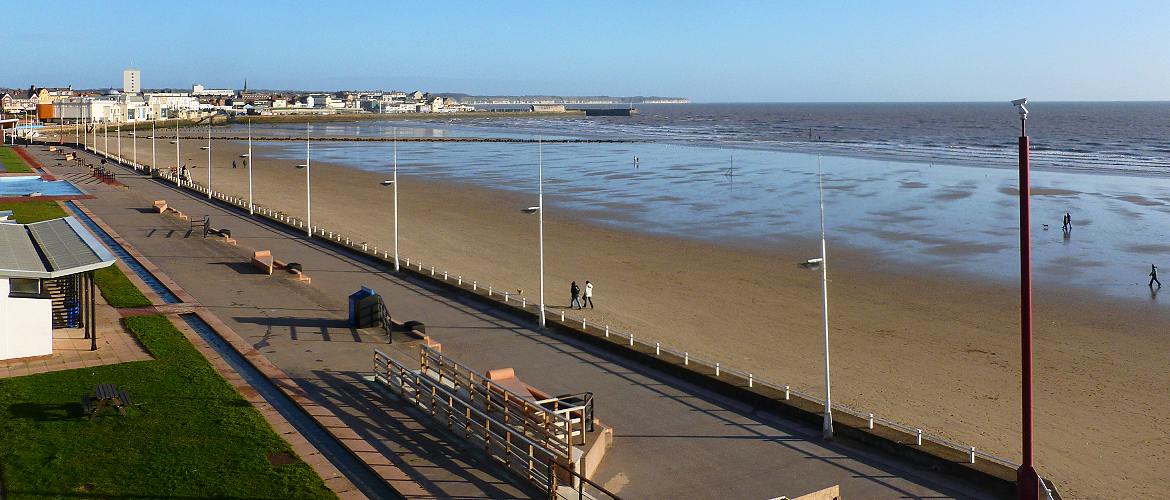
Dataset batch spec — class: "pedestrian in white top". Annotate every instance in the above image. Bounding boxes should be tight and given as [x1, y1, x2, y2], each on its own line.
[583, 281, 594, 309]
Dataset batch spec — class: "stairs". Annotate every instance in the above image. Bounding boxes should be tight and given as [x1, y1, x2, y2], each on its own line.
[44, 276, 80, 328]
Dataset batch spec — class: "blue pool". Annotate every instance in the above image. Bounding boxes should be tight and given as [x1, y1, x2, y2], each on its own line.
[0, 176, 85, 197]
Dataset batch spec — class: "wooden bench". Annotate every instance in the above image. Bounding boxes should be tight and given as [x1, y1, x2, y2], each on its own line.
[251, 250, 274, 275]
[84, 383, 133, 420]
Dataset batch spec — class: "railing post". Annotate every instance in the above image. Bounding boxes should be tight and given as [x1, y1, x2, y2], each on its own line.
[867, 413, 874, 429]
[916, 428, 923, 445]
[784, 385, 790, 400]
[629, 333, 634, 346]
[522, 297, 526, 307]
[749, 373, 753, 387]
[473, 281, 477, 291]
[604, 325, 609, 337]
[656, 342, 661, 355]
[684, 352, 689, 365]
[968, 446, 976, 464]
[715, 362, 720, 376]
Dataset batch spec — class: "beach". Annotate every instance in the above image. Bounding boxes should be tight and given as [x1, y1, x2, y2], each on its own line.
[106, 133, 1170, 498]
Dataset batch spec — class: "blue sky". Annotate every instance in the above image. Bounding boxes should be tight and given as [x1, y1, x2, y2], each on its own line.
[4, 1, 1168, 102]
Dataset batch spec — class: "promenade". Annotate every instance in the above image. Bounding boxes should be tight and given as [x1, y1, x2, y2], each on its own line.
[35, 145, 1003, 499]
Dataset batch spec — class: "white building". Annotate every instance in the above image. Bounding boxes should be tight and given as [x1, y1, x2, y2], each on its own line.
[0, 217, 114, 361]
[54, 93, 155, 123]
[123, 69, 141, 94]
[192, 84, 234, 97]
[146, 93, 201, 119]
[306, 94, 333, 108]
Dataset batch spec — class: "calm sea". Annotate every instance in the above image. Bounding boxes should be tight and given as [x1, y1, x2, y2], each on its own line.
[226, 102, 1170, 303]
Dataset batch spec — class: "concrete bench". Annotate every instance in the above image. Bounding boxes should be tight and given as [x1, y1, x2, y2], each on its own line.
[251, 250, 274, 275]
[152, 200, 168, 213]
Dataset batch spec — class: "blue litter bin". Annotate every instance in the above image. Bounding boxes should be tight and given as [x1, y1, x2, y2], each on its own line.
[348, 286, 381, 328]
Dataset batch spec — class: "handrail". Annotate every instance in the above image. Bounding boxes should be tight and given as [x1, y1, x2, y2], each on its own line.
[377, 294, 392, 343]
[547, 459, 622, 500]
[373, 349, 564, 494]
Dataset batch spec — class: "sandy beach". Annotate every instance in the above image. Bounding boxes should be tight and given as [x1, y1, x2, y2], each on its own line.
[103, 134, 1170, 498]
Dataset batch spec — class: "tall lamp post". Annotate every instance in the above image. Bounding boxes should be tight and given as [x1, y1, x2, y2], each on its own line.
[117, 125, 121, 161]
[521, 137, 546, 328]
[151, 116, 157, 174]
[131, 130, 137, 170]
[200, 121, 211, 198]
[296, 122, 311, 237]
[103, 123, 108, 158]
[799, 159, 834, 439]
[1012, 98, 1040, 500]
[377, 128, 400, 270]
[247, 119, 253, 215]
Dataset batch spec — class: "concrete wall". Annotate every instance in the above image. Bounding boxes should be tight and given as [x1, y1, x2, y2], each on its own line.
[0, 277, 54, 360]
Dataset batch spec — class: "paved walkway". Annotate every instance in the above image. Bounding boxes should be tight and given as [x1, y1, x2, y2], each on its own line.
[0, 292, 152, 379]
[38, 145, 1002, 499]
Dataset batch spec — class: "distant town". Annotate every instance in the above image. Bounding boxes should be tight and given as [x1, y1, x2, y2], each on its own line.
[0, 69, 688, 125]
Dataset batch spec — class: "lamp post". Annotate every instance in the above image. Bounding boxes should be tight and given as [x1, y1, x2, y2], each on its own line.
[131, 130, 137, 171]
[117, 125, 121, 161]
[521, 137, 546, 328]
[103, 123, 108, 158]
[798, 158, 834, 439]
[200, 121, 211, 198]
[377, 128, 401, 270]
[1012, 98, 1040, 500]
[247, 119, 253, 214]
[296, 122, 311, 237]
[175, 119, 181, 185]
[151, 116, 156, 174]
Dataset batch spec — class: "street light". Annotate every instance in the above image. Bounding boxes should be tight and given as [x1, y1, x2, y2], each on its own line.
[1012, 97, 1040, 500]
[295, 122, 311, 238]
[117, 125, 121, 162]
[798, 158, 834, 439]
[151, 116, 157, 174]
[200, 121, 211, 198]
[130, 130, 137, 171]
[247, 119, 253, 215]
[520, 137, 546, 328]
[385, 127, 400, 271]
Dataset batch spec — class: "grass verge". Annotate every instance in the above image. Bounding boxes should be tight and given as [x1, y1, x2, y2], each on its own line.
[0, 146, 34, 173]
[0, 314, 335, 499]
[0, 201, 64, 223]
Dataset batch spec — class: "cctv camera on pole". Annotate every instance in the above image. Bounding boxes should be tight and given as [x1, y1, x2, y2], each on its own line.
[1012, 97, 1040, 500]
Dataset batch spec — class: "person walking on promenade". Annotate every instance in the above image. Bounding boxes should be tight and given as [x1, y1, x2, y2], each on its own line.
[570, 281, 583, 309]
[584, 280, 594, 309]
[1062, 212, 1072, 231]
[1150, 264, 1162, 288]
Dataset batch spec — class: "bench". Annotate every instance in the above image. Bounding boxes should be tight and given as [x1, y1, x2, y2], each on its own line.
[84, 383, 133, 419]
[153, 200, 168, 213]
[251, 250, 274, 275]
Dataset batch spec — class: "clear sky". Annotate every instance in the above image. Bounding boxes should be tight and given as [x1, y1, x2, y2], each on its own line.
[4, 0, 1168, 102]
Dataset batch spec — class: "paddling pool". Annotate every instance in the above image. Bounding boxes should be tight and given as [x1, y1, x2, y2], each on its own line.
[0, 176, 84, 197]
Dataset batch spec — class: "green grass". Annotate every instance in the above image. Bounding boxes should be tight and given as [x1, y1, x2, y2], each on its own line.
[0, 201, 65, 223]
[0, 146, 34, 173]
[0, 315, 335, 499]
[93, 265, 152, 308]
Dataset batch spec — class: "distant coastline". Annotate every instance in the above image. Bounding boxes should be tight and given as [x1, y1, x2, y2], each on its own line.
[436, 93, 690, 105]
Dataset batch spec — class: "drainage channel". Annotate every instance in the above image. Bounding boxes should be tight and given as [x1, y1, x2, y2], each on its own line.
[65, 201, 182, 304]
[64, 201, 401, 499]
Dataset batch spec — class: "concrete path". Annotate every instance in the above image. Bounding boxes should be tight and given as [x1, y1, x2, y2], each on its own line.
[37, 145, 1001, 499]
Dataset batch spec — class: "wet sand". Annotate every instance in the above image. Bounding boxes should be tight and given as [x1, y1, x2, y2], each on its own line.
[113, 136, 1170, 498]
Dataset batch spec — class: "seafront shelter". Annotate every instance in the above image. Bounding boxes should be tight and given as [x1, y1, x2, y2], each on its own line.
[0, 216, 114, 360]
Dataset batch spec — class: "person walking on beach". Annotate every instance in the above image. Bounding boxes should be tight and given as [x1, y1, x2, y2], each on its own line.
[1062, 212, 1072, 231]
[1150, 264, 1162, 288]
[570, 281, 583, 309]
[583, 280, 594, 309]
[232, 160, 237, 169]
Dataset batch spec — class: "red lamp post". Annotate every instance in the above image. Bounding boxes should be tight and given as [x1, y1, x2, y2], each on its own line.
[1013, 97, 1040, 500]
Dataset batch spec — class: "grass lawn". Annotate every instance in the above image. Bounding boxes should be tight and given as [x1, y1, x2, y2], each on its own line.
[0, 146, 34, 173]
[0, 201, 151, 307]
[0, 201, 66, 224]
[92, 265, 152, 308]
[0, 315, 335, 499]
